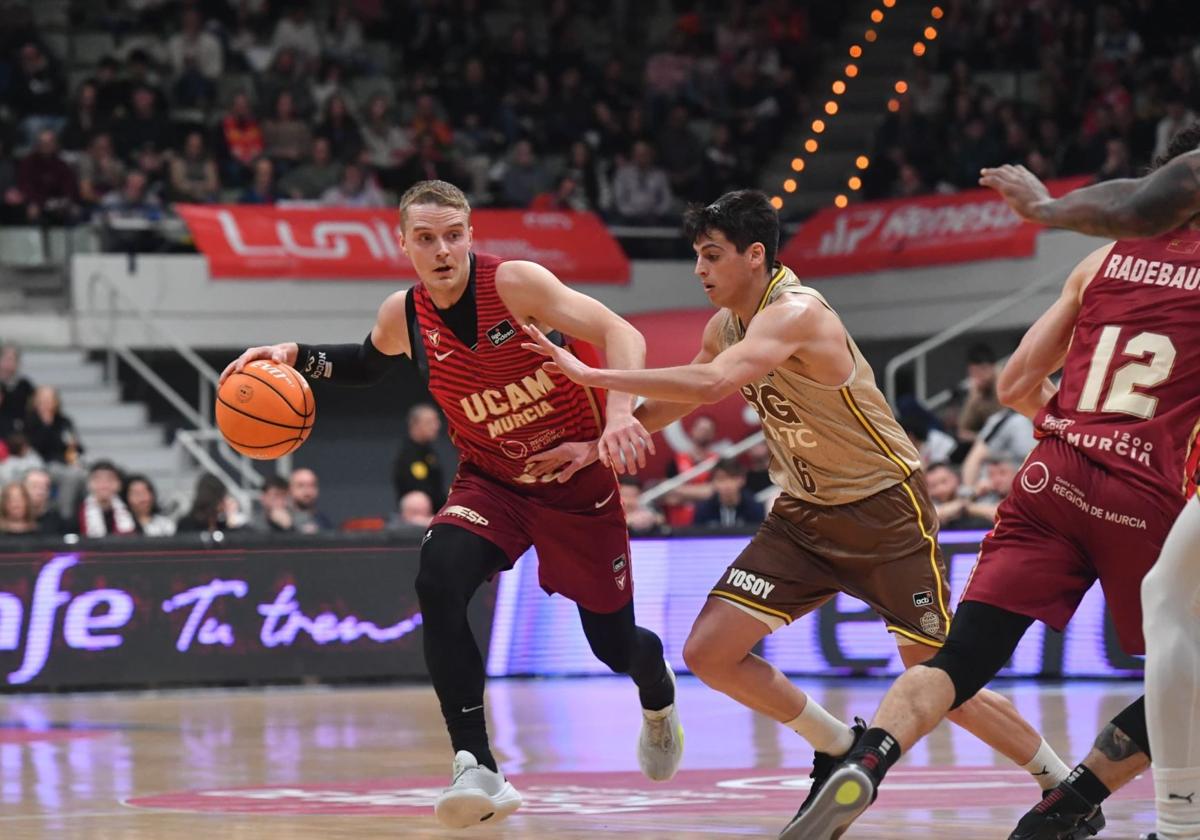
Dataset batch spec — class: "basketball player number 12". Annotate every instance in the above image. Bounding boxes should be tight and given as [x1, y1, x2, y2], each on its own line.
[1077, 325, 1176, 420]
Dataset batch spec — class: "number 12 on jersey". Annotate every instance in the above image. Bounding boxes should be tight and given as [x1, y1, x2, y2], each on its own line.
[1078, 325, 1176, 420]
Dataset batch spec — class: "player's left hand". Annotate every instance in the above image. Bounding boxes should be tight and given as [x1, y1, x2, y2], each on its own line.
[525, 439, 599, 483]
[520, 323, 599, 385]
[599, 412, 655, 475]
[979, 164, 1052, 222]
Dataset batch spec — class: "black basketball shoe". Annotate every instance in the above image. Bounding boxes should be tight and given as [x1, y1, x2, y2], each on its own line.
[792, 718, 868, 820]
[1008, 782, 1107, 839]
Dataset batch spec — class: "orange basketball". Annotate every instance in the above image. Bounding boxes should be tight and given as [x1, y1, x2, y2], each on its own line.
[215, 360, 315, 459]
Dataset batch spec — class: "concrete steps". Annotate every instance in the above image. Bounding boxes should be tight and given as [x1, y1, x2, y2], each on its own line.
[20, 349, 195, 501]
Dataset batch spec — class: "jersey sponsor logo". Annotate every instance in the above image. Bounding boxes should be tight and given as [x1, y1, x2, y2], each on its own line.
[1050, 478, 1148, 530]
[912, 590, 933, 608]
[500, 439, 529, 460]
[612, 554, 627, 574]
[1019, 461, 1050, 494]
[459, 369, 560, 438]
[1101, 252, 1200, 290]
[724, 568, 776, 600]
[1061, 430, 1153, 468]
[486, 319, 517, 347]
[441, 505, 489, 527]
[740, 382, 817, 449]
[1039, 414, 1074, 433]
[425, 329, 441, 348]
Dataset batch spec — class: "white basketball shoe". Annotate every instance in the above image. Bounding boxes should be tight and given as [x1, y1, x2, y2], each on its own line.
[637, 660, 684, 781]
[434, 750, 523, 829]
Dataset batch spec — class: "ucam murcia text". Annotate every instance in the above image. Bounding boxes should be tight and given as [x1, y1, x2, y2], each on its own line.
[460, 368, 559, 438]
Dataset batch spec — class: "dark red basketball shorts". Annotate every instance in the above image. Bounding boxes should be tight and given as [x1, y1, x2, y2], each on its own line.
[431, 459, 631, 614]
[962, 437, 1183, 655]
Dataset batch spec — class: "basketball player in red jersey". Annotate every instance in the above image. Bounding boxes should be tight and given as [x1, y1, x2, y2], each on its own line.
[221, 180, 683, 829]
[983, 128, 1200, 840]
[783, 134, 1200, 840]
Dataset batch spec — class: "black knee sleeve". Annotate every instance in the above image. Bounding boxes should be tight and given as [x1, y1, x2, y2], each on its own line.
[579, 601, 672, 710]
[924, 601, 1033, 709]
[415, 524, 507, 617]
[1111, 695, 1151, 759]
[579, 601, 640, 673]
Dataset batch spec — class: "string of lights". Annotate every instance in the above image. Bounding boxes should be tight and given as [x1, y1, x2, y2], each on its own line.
[770, 0, 899, 211]
[772, 3, 944, 212]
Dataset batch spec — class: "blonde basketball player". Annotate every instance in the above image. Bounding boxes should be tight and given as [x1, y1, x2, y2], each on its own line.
[522, 189, 1070, 827]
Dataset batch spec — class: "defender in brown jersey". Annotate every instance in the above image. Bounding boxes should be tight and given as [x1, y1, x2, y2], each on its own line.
[221, 181, 683, 830]
[523, 189, 1068, 826]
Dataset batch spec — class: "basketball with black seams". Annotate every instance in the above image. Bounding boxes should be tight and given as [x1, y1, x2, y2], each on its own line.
[216, 360, 315, 459]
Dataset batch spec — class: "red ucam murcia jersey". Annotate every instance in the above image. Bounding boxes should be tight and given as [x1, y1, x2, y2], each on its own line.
[1035, 229, 1200, 508]
[408, 252, 607, 493]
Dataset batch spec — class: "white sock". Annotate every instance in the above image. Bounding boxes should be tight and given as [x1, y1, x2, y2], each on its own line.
[1155, 767, 1200, 840]
[1022, 738, 1070, 790]
[783, 698, 855, 756]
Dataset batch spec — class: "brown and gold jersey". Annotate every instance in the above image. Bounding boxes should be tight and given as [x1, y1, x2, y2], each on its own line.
[718, 265, 920, 506]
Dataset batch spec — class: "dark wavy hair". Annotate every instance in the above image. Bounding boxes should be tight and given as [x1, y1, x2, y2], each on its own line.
[682, 189, 780, 269]
[1151, 122, 1200, 171]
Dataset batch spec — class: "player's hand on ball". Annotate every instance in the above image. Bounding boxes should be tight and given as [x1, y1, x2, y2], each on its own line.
[525, 440, 599, 483]
[520, 324, 597, 385]
[599, 413, 655, 475]
[979, 164, 1052, 222]
[220, 342, 299, 384]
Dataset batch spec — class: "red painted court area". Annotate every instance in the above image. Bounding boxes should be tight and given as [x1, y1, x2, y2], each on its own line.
[127, 766, 1155, 817]
[0, 680, 1156, 839]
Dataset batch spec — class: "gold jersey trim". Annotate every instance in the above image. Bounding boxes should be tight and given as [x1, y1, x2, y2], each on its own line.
[709, 590, 794, 625]
[839, 387, 914, 480]
[886, 625, 945, 648]
[736, 264, 789, 335]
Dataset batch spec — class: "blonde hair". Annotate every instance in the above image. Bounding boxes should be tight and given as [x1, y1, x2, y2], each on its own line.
[398, 180, 470, 227]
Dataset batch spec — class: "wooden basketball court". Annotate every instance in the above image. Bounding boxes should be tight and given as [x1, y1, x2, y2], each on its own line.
[0, 677, 1153, 839]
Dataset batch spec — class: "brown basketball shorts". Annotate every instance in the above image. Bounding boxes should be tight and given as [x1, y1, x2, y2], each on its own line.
[710, 473, 952, 646]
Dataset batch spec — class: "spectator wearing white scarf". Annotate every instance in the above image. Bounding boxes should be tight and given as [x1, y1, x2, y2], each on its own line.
[78, 461, 136, 537]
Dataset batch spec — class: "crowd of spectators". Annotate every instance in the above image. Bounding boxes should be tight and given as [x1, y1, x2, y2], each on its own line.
[896, 342, 1034, 531]
[0, 0, 844, 237]
[0, 336, 373, 540]
[865, 0, 1200, 200]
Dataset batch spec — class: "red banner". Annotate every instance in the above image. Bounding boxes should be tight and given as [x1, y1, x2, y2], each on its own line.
[176, 205, 631, 283]
[779, 177, 1092, 278]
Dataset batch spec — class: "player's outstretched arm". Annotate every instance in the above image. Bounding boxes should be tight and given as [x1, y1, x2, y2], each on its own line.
[218, 290, 411, 386]
[997, 244, 1113, 418]
[522, 300, 811, 404]
[981, 153, 1200, 238]
[496, 260, 653, 472]
[524, 315, 722, 483]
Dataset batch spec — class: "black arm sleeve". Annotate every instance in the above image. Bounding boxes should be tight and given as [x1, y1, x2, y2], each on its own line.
[295, 333, 404, 386]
